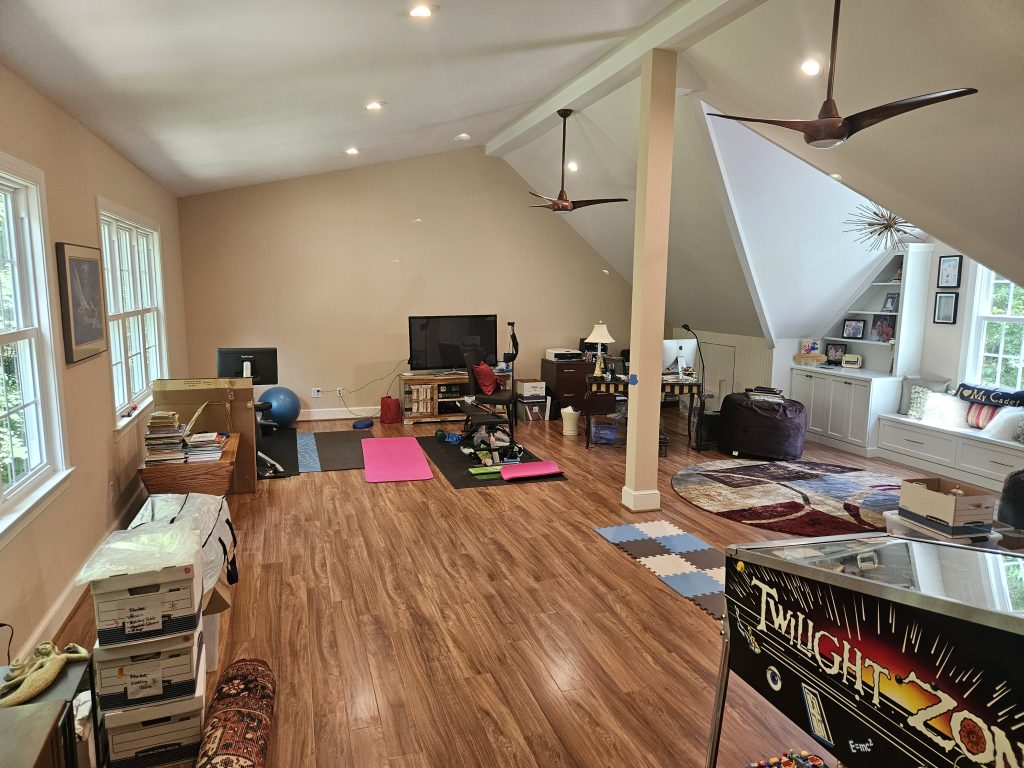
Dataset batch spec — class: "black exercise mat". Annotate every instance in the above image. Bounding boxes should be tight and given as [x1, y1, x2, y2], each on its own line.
[416, 436, 565, 489]
[313, 430, 368, 471]
[259, 426, 299, 478]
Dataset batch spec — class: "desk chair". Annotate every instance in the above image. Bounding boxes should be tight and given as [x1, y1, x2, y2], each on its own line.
[464, 351, 515, 440]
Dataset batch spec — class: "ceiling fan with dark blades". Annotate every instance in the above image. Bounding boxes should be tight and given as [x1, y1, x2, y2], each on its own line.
[529, 108, 628, 212]
[708, 0, 977, 148]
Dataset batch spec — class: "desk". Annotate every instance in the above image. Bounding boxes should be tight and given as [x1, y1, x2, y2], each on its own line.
[586, 376, 703, 443]
[139, 433, 239, 496]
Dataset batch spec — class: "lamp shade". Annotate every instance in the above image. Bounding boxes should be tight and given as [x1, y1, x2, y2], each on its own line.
[585, 322, 614, 345]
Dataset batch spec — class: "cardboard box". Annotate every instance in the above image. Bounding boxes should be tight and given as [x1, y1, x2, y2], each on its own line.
[151, 378, 256, 493]
[92, 558, 203, 647]
[105, 656, 206, 768]
[94, 630, 203, 711]
[515, 379, 545, 398]
[898, 478, 997, 536]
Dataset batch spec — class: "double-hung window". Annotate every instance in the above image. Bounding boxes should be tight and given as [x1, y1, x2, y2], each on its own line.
[0, 154, 66, 526]
[971, 269, 1024, 389]
[101, 212, 164, 414]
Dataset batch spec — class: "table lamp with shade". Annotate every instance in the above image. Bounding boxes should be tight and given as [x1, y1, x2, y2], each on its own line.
[585, 322, 614, 376]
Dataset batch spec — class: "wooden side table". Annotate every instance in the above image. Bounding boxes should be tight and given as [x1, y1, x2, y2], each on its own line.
[139, 433, 239, 496]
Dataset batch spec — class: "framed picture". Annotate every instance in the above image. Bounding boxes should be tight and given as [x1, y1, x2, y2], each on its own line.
[881, 292, 900, 313]
[841, 319, 866, 339]
[825, 343, 847, 365]
[798, 338, 821, 355]
[934, 291, 959, 324]
[55, 242, 108, 363]
[869, 314, 896, 343]
[937, 255, 963, 288]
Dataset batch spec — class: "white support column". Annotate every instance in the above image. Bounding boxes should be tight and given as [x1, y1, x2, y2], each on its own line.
[622, 48, 677, 512]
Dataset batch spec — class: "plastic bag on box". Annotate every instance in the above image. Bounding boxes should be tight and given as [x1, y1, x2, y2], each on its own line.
[74, 526, 201, 586]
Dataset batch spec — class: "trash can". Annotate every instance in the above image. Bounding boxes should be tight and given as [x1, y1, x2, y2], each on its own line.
[561, 407, 581, 436]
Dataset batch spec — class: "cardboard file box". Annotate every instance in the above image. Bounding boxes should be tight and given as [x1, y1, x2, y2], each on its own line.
[514, 379, 545, 399]
[105, 656, 206, 768]
[898, 478, 997, 537]
[93, 559, 203, 647]
[94, 630, 203, 711]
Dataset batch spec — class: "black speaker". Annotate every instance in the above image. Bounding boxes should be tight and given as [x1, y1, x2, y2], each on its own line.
[998, 469, 1024, 528]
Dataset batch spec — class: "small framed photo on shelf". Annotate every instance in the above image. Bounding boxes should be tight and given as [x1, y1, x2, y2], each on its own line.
[841, 319, 866, 339]
[934, 291, 959, 324]
[869, 314, 895, 342]
[881, 292, 900, 313]
[937, 255, 963, 288]
[798, 338, 821, 355]
[825, 343, 847, 365]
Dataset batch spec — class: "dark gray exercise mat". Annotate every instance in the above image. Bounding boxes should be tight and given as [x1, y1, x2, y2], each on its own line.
[416, 436, 565, 490]
[313, 430, 369, 471]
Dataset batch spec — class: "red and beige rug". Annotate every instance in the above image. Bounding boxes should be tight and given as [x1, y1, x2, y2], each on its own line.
[671, 459, 900, 536]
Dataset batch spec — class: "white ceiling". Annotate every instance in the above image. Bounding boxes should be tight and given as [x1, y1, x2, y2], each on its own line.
[0, 0, 674, 195]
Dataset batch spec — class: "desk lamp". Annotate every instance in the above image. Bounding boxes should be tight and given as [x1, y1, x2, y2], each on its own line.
[585, 322, 614, 376]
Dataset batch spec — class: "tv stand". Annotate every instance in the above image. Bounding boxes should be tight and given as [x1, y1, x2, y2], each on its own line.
[402, 371, 509, 424]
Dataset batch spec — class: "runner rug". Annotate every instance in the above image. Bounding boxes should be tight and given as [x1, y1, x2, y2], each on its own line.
[671, 459, 899, 536]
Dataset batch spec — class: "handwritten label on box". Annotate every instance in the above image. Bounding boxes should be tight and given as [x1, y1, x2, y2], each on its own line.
[126, 661, 163, 700]
[124, 594, 162, 634]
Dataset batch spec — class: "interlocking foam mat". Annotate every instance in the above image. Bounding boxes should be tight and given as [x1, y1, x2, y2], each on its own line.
[595, 521, 725, 618]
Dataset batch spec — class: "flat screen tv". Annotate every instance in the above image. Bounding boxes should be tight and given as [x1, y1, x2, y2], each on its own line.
[408, 315, 498, 371]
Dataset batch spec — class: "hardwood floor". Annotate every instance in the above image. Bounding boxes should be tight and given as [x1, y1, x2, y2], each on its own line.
[60, 410, 926, 766]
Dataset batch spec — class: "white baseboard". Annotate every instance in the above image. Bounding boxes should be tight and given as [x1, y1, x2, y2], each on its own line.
[19, 480, 148, 658]
[803, 432, 876, 458]
[621, 486, 661, 511]
[298, 406, 378, 421]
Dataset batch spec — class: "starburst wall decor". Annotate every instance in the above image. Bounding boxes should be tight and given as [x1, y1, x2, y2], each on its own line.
[843, 203, 916, 252]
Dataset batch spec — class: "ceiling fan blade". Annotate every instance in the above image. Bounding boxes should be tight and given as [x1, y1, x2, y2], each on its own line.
[570, 198, 628, 210]
[528, 191, 558, 203]
[845, 88, 979, 137]
[707, 113, 814, 134]
[529, 204, 556, 209]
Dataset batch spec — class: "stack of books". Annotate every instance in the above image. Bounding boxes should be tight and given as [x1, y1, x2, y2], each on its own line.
[185, 431, 227, 462]
[144, 411, 186, 465]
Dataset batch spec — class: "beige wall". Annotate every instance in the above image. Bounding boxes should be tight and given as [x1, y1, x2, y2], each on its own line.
[0, 63, 187, 655]
[179, 147, 632, 410]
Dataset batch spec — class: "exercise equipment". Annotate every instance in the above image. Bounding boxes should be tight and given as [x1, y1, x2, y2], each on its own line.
[258, 386, 301, 428]
[353, 418, 373, 430]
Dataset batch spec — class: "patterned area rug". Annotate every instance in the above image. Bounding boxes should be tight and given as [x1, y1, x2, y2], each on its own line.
[671, 459, 899, 536]
[596, 521, 725, 618]
[197, 658, 276, 768]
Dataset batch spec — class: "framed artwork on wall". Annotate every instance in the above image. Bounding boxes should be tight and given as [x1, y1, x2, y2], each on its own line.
[841, 319, 866, 339]
[934, 292, 959, 324]
[55, 242, 108, 363]
[937, 255, 963, 288]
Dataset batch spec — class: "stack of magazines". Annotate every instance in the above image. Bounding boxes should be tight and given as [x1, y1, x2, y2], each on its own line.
[745, 386, 786, 404]
[144, 411, 186, 465]
[185, 432, 227, 463]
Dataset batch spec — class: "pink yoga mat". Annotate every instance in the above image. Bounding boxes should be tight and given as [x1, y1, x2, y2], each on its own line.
[501, 460, 562, 481]
[362, 437, 434, 483]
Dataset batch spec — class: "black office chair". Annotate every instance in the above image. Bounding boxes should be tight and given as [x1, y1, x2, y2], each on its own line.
[464, 351, 515, 440]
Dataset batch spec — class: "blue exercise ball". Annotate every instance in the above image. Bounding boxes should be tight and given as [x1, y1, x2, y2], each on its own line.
[259, 386, 301, 428]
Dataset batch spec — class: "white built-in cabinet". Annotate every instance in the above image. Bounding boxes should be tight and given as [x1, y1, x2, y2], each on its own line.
[790, 366, 901, 455]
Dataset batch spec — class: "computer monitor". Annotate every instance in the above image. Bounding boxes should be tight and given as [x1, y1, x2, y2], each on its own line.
[662, 339, 698, 374]
[579, 337, 600, 354]
[216, 347, 278, 384]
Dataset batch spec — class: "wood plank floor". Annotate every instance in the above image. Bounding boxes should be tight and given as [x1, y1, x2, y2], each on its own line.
[60, 410, 927, 766]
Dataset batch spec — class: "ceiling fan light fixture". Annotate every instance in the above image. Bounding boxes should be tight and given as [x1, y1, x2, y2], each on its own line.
[800, 58, 823, 77]
[808, 137, 845, 149]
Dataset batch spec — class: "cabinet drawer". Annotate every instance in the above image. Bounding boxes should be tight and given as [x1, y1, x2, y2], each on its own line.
[555, 366, 588, 383]
[957, 438, 1024, 482]
[878, 420, 955, 465]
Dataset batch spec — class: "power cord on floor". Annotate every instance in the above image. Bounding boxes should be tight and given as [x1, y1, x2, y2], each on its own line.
[338, 359, 407, 418]
[0, 623, 12, 665]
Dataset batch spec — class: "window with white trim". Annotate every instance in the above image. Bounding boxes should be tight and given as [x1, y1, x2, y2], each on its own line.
[0, 158, 64, 508]
[971, 268, 1024, 389]
[100, 213, 164, 414]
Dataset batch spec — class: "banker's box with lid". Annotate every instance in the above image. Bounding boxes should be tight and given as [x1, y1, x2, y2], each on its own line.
[93, 630, 203, 710]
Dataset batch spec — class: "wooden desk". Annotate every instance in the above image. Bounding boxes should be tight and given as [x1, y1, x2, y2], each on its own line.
[586, 376, 703, 444]
[139, 433, 239, 496]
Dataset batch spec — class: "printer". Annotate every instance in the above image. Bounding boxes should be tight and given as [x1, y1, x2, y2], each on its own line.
[545, 347, 584, 362]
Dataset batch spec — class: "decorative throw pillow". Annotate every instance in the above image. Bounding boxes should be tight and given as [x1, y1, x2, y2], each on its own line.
[966, 401, 1002, 429]
[1014, 419, 1024, 445]
[954, 382, 1024, 407]
[906, 385, 931, 420]
[472, 362, 499, 395]
[921, 392, 969, 426]
[981, 406, 1024, 441]
[898, 375, 952, 415]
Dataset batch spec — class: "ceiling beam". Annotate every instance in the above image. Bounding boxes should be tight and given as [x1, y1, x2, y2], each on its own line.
[484, 0, 765, 157]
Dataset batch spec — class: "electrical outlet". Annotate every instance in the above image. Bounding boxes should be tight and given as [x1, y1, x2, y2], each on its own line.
[336, 387, 344, 397]
[311, 387, 322, 398]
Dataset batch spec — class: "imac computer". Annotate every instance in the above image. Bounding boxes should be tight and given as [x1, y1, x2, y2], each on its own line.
[662, 339, 698, 375]
[216, 347, 279, 384]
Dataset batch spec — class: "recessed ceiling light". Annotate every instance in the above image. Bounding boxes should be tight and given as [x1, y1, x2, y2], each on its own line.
[566, 161, 579, 173]
[454, 132, 471, 141]
[409, 4, 435, 18]
[412, 217, 424, 223]
[800, 58, 823, 77]
[346, 147, 359, 155]
[829, 173, 843, 181]
[392, 259, 401, 263]
[365, 101, 385, 111]
[601, 269, 610, 275]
